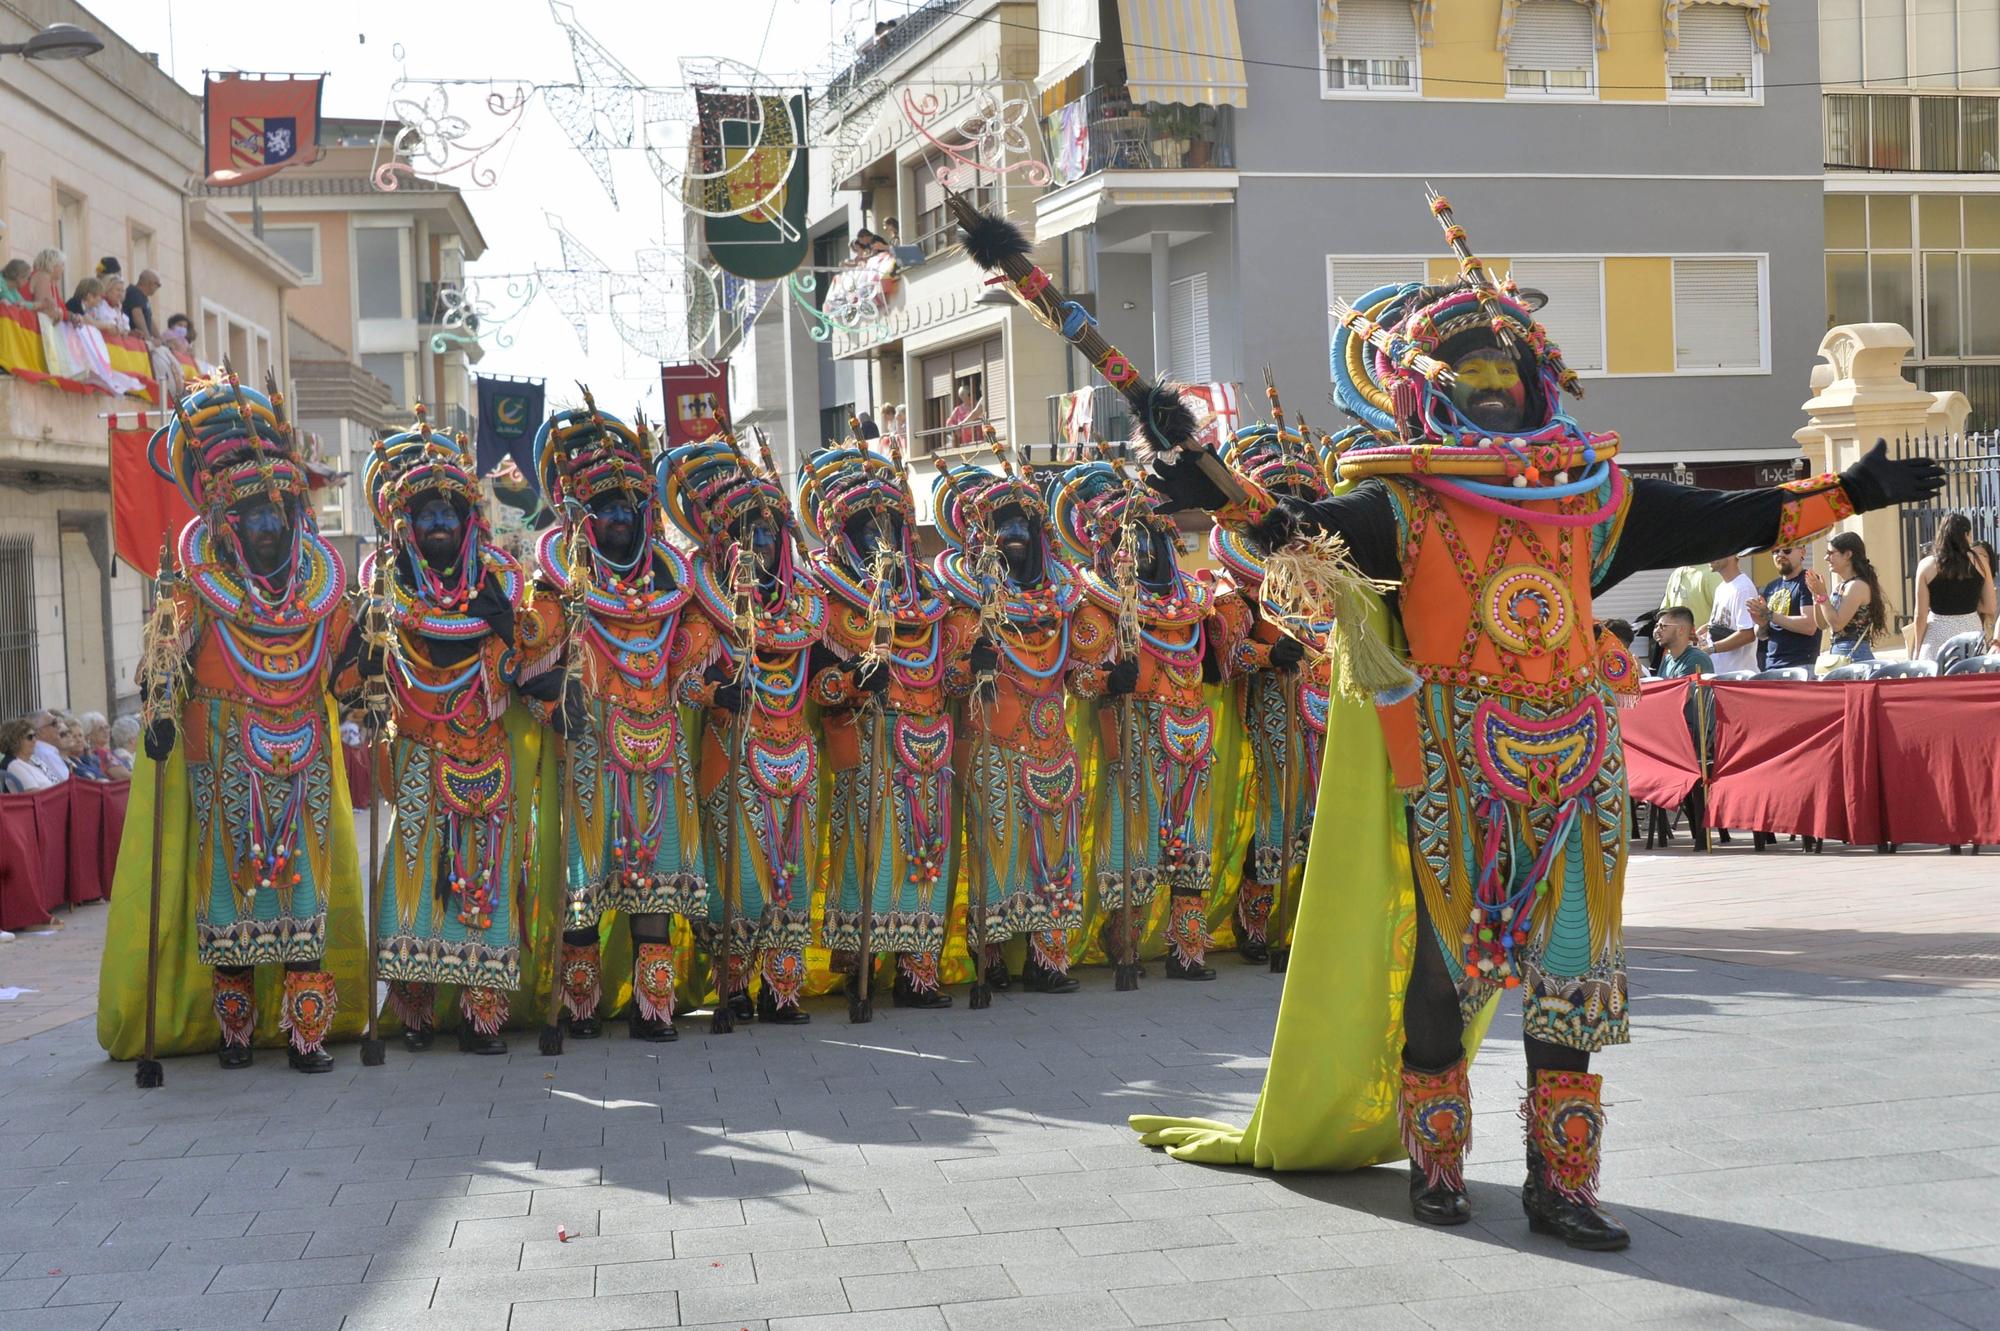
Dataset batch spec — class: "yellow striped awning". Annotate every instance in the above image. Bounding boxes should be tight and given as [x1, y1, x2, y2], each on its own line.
[1115, 0, 1248, 108]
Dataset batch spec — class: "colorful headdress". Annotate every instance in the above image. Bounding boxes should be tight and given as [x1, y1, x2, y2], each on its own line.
[1217, 374, 1333, 503]
[1051, 458, 1175, 566]
[932, 428, 1051, 553]
[533, 388, 652, 515]
[1329, 190, 1619, 497]
[797, 441, 911, 549]
[150, 369, 309, 517]
[364, 404, 484, 534]
[656, 435, 794, 557]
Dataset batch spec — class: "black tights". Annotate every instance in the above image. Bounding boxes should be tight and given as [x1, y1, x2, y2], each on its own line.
[1401, 816, 1590, 1079]
[564, 916, 672, 947]
[214, 961, 319, 979]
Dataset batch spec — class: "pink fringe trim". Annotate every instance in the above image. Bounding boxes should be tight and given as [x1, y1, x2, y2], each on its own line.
[387, 980, 434, 1030]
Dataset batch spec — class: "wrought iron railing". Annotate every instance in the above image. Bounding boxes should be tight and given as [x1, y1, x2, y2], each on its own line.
[1045, 389, 1135, 464]
[1890, 430, 2000, 616]
[1045, 85, 1236, 185]
[1825, 92, 2000, 172]
[823, 0, 973, 112]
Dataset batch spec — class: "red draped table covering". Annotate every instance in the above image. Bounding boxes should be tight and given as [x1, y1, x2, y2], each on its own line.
[0, 780, 130, 930]
[1621, 677, 2000, 845]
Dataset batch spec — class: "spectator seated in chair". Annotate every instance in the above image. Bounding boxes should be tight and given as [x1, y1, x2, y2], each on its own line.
[0, 719, 58, 792]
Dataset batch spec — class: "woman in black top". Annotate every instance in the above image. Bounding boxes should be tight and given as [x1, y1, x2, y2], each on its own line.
[1913, 512, 1995, 659]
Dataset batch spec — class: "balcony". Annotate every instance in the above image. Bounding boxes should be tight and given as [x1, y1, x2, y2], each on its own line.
[1046, 389, 1135, 466]
[1825, 92, 2000, 173]
[1047, 86, 1236, 185]
[822, 0, 975, 114]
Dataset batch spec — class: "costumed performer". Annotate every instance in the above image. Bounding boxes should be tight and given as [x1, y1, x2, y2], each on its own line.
[1130, 192, 1945, 1249]
[524, 395, 714, 1044]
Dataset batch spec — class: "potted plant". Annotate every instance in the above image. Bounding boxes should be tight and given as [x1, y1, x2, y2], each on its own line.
[1146, 104, 1198, 168]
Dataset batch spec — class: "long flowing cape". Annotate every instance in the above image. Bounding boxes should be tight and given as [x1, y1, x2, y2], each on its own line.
[1130, 595, 1497, 1169]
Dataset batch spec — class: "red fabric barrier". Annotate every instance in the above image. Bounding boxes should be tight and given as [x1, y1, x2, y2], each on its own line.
[1705, 681, 1869, 841]
[1872, 679, 2000, 845]
[1621, 679, 1702, 808]
[0, 781, 133, 928]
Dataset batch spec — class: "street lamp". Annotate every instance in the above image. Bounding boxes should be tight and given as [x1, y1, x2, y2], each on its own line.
[0, 23, 104, 61]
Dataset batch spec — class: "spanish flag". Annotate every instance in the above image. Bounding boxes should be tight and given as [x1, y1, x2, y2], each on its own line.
[203, 74, 323, 187]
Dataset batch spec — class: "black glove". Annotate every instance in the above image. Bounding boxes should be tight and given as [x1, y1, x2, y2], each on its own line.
[1145, 452, 1230, 513]
[143, 717, 176, 762]
[1246, 496, 1313, 557]
[968, 638, 1000, 678]
[1841, 438, 1947, 513]
[466, 575, 516, 645]
[703, 660, 736, 686]
[1105, 658, 1139, 697]
[552, 687, 589, 740]
[516, 669, 564, 704]
[711, 681, 743, 713]
[1268, 636, 1306, 669]
[851, 658, 890, 696]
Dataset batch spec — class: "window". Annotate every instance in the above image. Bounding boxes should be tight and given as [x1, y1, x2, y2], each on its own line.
[915, 335, 1005, 456]
[355, 226, 408, 319]
[1823, 0, 2000, 90]
[54, 186, 85, 274]
[820, 402, 855, 444]
[127, 222, 156, 277]
[1326, 257, 1426, 369]
[362, 352, 409, 409]
[1505, 0, 1595, 97]
[1321, 0, 1419, 95]
[1668, 5, 1756, 100]
[0, 537, 41, 723]
[262, 224, 321, 283]
[1673, 258, 1765, 371]
[811, 229, 849, 311]
[1507, 259, 1604, 373]
[912, 152, 993, 258]
[1168, 273, 1211, 382]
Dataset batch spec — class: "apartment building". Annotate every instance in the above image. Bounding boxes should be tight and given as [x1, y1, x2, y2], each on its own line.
[0, 0, 300, 719]
[1823, 0, 2000, 428]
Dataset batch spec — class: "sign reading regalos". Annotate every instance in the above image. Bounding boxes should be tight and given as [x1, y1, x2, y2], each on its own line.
[696, 90, 810, 281]
[203, 74, 324, 187]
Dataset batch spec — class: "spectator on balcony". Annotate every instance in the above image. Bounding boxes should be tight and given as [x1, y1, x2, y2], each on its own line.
[25, 250, 70, 322]
[99, 276, 134, 332]
[123, 269, 162, 342]
[50, 277, 142, 395]
[890, 403, 908, 448]
[856, 409, 881, 441]
[1, 720, 58, 793]
[1912, 512, 1994, 661]
[947, 384, 985, 448]
[96, 256, 122, 281]
[0, 259, 32, 306]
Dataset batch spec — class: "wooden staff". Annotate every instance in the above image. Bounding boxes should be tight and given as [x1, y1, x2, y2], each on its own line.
[358, 530, 390, 1067]
[851, 539, 896, 1025]
[712, 541, 757, 1035]
[538, 519, 593, 1056]
[1269, 674, 1302, 974]
[134, 541, 180, 1090]
[1105, 461, 1145, 993]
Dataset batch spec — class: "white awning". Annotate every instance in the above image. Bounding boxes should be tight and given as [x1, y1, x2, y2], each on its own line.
[1037, 0, 1101, 93]
[1115, 0, 1248, 108]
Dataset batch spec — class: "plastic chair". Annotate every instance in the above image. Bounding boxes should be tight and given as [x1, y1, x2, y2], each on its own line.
[1705, 669, 1759, 682]
[1820, 660, 1884, 681]
[1937, 631, 1987, 673]
[1945, 653, 2000, 676]
[1874, 659, 1939, 679]
[1754, 667, 1810, 682]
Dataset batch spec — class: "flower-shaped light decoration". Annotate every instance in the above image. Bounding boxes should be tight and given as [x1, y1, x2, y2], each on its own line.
[393, 85, 473, 173]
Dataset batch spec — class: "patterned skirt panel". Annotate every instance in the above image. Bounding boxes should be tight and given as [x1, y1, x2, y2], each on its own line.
[562, 700, 709, 925]
[1091, 700, 1215, 911]
[821, 709, 953, 958]
[188, 694, 333, 967]
[961, 738, 1083, 944]
[376, 735, 523, 992]
[701, 727, 816, 959]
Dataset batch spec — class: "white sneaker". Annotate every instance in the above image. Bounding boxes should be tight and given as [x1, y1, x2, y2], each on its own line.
[0, 930, 14, 942]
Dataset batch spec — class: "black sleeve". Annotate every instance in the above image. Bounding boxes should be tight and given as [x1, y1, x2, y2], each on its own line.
[1595, 477, 1820, 595]
[1287, 478, 1403, 583]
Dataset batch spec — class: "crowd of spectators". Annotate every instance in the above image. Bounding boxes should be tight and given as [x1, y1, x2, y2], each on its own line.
[0, 708, 133, 795]
[0, 248, 200, 396]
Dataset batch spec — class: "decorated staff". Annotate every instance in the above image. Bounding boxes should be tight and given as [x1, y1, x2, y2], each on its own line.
[99, 369, 357, 1074]
[356, 499, 391, 1068]
[337, 408, 547, 1057]
[521, 394, 715, 1048]
[1054, 450, 1252, 984]
[800, 427, 962, 1019]
[1205, 374, 1340, 971]
[933, 443, 1085, 995]
[132, 542, 186, 1089]
[1134, 189, 1947, 1251]
[661, 432, 824, 1025]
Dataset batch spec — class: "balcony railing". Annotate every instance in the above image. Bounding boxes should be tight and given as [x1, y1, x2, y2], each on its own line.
[1046, 389, 1135, 464]
[1046, 86, 1237, 186]
[1825, 92, 2000, 172]
[822, 0, 972, 113]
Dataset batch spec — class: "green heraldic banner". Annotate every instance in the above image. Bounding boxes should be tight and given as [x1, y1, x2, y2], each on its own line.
[698, 90, 810, 281]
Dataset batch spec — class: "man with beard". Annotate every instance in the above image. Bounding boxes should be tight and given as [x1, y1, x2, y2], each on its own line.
[660, 437, 825, 1024]
[340, 412, 551, 1053]
[1207, 389, 1336, 970]
[1057, 459, 1250, 982]
[1127, 193, 1945, 1250]
[97, 371, 360, 1072]
[1748, 542, 1821, 671]
[933, 453, 1086, 993]
[803, 440, 965, 1012]
[524, 399, 714, 1046]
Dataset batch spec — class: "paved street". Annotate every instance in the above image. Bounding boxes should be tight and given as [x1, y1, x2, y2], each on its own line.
[3, 843, 1999, 1331]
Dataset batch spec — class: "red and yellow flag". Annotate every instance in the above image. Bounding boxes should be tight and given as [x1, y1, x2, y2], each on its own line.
[203, 75, 323, 187]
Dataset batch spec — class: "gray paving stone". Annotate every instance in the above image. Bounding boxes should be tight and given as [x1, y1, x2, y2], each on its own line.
[938, 1290, 1135, 1331]
[770, 1308, 946, 1331]
[0, 1245, 165, 1282]
[0, 1306, 117, 1331]
[678, 1275, 851, 1324]
[47, 1264, 220, 1307]
[97, 1289, 277, 1330]
[751, 1241, 918, 1282]
[429, 1266, 596, 1307]
[203, 1252, 367, 1291]
[361, 1244, 524, 1280]
[504, 1292, 681, 1331]
[673, 1219, 827, 1256]
[263, 1275, 436, 1322]
[0, 1277, 63, 1310]
[841, 1263, 1018, 1311]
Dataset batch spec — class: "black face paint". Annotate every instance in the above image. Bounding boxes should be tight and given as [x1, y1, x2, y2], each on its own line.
[589, 494, 641, 564]
[412, 497, 464, 570]
[990, 504, 1043, 586]
[231, 499, 291, 576]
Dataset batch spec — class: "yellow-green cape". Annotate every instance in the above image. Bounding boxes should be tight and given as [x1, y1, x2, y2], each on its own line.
[97, 701, 370, 1059]
[1130, 597, 1496, 1170]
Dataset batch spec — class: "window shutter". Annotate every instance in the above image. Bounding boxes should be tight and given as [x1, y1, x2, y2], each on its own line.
[1508, 0, 1595, 82]
[1325, 0, 1418, 60]
[1168, 274, 1211, 383]
[1673, 258, 1764, 371]
[1668, 5, 1754, 92]
[1507, 259, 1603, 373]
[1326, 257, 1425, 306]
[924, 350, 954, 401]
[982, 335, 1008, 431]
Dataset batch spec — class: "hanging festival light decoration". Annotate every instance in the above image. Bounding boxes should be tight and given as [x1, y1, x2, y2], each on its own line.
[425, 274, 541, 355]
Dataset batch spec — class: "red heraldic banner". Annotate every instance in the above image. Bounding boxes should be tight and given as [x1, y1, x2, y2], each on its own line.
[661, 362, 729, 446]
[203, 75, 323, 187]
[109, 415, 196, 574]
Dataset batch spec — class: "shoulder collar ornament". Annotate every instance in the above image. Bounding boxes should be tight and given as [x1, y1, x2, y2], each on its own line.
[1076, 567, 1212, 626]
[933, 549, 1082, 621]
[688, 555, 827, 651]
[535, 530, 692, 618]
[809, 550, 946, 624]
[364, 546, 525, 640]
[180, 518, 347, 629]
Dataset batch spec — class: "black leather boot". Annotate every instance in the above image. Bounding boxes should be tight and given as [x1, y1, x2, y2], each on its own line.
[728, 989, 755, 1021]
[568, 1016, 602, 1039]
[1237, 933, 1269, 964]
[458, 1026, 509, 1055]
[287, 1046, 334, 1073]
[1019, 957, 1080, 994]
[757, 988, 811, 1024]
[217, 1044, 252, 1070]
[984, 959, 1012, 991]
[1163, 953, 1216, 981]
[401, 1027, 434, 1052]
[628, 1015, 677, 1043]
[892, 972, 953, 1009]
[1521, 1070, 1630, 1251]
[1400, 1054, 1472, 1226]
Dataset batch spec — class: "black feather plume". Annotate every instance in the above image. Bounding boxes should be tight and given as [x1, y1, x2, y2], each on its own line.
[957, 208, 1033, 271]
[1127, 381, 1200, 465]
